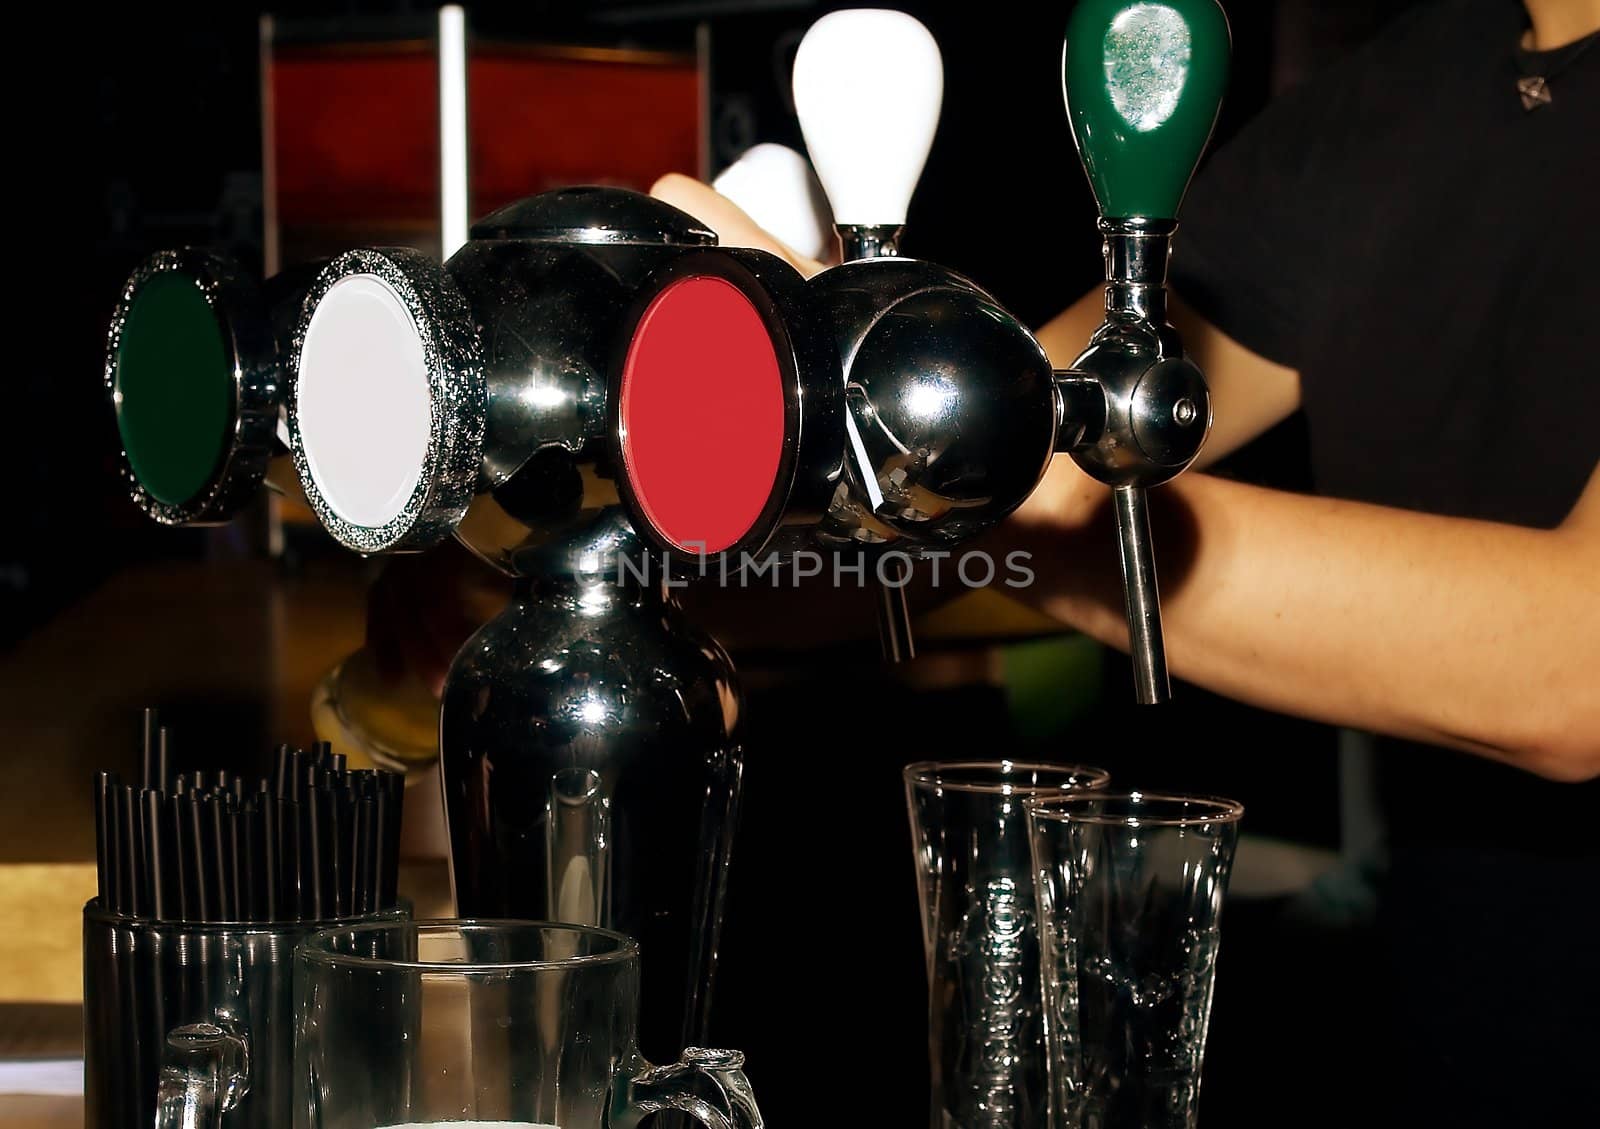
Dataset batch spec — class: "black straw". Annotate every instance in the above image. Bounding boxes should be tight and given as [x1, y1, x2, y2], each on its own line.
[302, 777, 325, 920]
[142, 788, 168, 920]
[118, 785, 141, 916]
[155, 728, 171, 793]
[93, 771, 115, 911]
[167, 795, 190, 922]
[95, 714, 404, 924]
[186, 794, 211, 922]
[261, 791, 279, 922]
[140, 709, 161, 791]
[281, 797, 303, 919]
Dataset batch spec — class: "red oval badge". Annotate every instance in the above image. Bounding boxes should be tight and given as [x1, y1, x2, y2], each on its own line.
[619, 276, 787, 554]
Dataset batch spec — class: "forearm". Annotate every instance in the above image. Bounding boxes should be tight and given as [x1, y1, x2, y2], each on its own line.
[1006, 470, 1600, 778]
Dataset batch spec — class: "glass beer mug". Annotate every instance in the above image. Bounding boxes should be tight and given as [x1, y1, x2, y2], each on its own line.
[293, 920, 765, 1128]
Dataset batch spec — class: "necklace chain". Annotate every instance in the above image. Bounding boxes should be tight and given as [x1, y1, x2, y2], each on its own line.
[1516, 32, 1598, 111]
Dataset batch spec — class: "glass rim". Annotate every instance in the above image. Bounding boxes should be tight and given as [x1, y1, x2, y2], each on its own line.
[1024, 790, 1244, 827]
[82, 896, 407, 934]
[903, 759, 1111, 795]
[295, 918, 640, 973]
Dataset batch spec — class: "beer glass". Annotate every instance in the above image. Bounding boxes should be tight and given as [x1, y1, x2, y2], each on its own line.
[905, 760, 1110, 1128]
[293, 919, 765, 1128]
[82, 899, 406, 1129]
[1026, 792, 1243, 1129]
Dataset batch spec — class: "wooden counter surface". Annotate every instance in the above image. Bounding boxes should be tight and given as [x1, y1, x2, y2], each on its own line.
[0, 558, 371, 1009]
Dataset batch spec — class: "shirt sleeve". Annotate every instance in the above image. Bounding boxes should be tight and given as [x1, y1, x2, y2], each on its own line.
[1170, 61, 1364, 371]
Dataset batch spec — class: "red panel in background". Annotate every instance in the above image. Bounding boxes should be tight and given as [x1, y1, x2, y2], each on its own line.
[272, 52, 441, 228]
[470, 51, 700, 214]
[270, 44, 700, 234]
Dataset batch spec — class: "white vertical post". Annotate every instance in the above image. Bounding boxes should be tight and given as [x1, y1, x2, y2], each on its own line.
[438, 5, 469, 260]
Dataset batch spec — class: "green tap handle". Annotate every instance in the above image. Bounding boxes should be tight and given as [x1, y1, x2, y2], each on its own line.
[1063, 0, 1231, 220]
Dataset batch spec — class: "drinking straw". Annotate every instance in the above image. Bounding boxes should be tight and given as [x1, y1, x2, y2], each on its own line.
[342, 781, 359, 914]
[156, 727, 171, 793]
[116, 783, 140, 914]
[226, 804, 245, 921]
[274, 744, 292, 798]
[167, 794, 190, 922]
[94, 771, 115, 911]
[372, 782, 393, 915]
[186, 793, 211, 922]
[202, 794, 228, 920]
[355, 793, 376, 914]
[95, 716, 405, 924]
[260, 790, 279, 922]
[281, 797, 302, 919]
[236, 805, 256, 922]
[142, 788, 169, 921]
[140, 709, 161, 791]
[329, 782, 349, 916]
[303, 768, 325, 919]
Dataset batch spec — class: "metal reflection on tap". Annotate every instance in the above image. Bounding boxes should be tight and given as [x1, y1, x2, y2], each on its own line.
[548, 766, 609, 927]
[440, 511, 744, 1060]
[811, 260, 1058, 549]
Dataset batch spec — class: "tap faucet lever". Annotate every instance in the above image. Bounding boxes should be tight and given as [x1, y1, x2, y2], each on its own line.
[794, 8, 945, 663]
[793, 8, 942, 258]
[1059, 0, 1230, 703]
[1114, 484, 1169, 703]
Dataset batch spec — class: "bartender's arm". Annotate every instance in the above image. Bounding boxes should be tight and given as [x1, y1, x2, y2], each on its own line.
[653, 175, 1600, 781]
[1024, 292, 1600, 779]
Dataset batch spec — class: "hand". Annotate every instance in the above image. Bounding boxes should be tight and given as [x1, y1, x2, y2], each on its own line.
[650, 173, 833, 279]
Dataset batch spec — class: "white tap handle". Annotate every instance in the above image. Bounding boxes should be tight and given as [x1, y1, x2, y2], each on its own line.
[712, 144, 834, 262]
[791, 9, 943, 228]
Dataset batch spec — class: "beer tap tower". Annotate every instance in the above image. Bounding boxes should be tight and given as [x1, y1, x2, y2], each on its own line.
[793, 9, 945, 662]
[104, 0, 1227, 1060]
[1058, 0, 1229, 702]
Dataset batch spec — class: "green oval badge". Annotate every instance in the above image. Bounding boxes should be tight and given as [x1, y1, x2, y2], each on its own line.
[114, 271, 233, 506]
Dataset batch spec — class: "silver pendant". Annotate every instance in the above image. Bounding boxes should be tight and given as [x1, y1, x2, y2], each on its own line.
[1517, 75, 1552, 110]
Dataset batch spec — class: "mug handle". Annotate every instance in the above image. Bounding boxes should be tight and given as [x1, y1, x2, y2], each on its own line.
[614, 1046, 764, 1129]
[154, 1018, 250, 1129]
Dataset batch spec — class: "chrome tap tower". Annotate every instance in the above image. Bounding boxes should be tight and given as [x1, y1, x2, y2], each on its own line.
[105, 0, 1228, 1058]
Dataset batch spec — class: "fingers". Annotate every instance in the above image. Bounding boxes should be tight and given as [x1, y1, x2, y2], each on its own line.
[650, 173, 829, 279]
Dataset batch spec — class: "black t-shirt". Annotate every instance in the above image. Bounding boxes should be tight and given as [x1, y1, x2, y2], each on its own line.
[1169, 1, 1598, 1121]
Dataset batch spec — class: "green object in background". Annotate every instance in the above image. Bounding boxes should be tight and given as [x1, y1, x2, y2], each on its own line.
[114, 272, 232, 506]
[1063, 0, 1231, 219]
[1002, 633, 1105, 744]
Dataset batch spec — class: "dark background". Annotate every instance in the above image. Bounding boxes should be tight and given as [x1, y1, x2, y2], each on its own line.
[12, 1, 1428, 1123]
